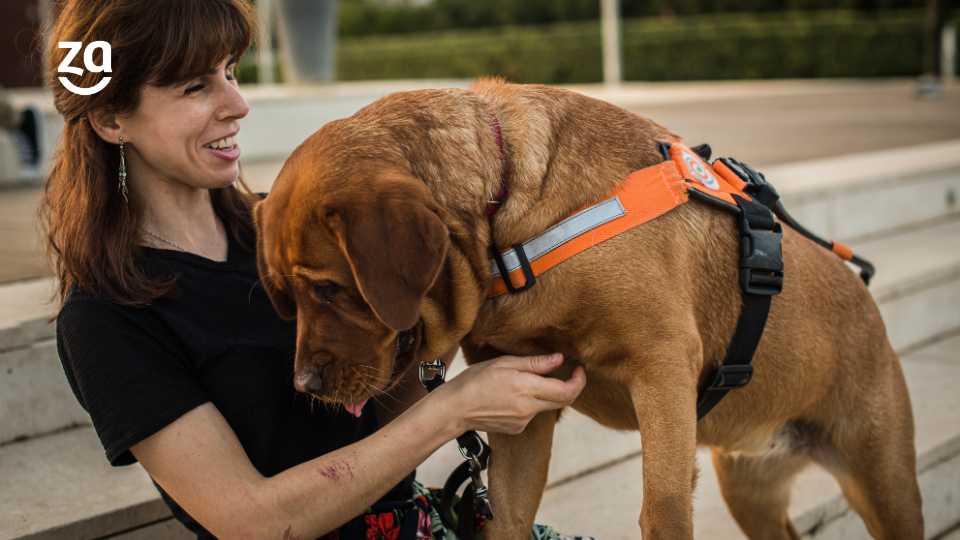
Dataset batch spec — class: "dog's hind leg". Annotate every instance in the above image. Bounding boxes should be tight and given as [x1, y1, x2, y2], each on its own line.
[814, 361, 924, 540]
[485, 409, 560, 540]
[711, 448, 809, 540]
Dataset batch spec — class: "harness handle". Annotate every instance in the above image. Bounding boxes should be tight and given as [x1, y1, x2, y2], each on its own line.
[717, 156, 876, 285]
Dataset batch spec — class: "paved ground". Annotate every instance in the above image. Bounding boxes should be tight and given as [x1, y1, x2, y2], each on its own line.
[626, 80, 960, 166]
[2, 79, 959, 284]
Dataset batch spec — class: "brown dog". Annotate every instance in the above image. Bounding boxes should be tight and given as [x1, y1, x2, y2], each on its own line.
[254, 80, 923, 539]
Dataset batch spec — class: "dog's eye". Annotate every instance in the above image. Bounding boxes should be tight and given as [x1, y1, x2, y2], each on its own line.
[315, 283, 342, 302]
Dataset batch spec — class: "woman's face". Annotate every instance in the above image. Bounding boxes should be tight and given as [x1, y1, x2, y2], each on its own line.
[121, 56, 248, 192]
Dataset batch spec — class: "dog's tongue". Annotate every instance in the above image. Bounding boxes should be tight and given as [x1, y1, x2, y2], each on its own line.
[344, 400, 368, 418]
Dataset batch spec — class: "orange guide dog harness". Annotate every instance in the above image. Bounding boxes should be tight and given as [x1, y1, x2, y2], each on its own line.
[486, 142, 875, 420]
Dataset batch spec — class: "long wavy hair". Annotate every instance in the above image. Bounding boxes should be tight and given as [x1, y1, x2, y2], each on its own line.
[40, 0, 260, 307]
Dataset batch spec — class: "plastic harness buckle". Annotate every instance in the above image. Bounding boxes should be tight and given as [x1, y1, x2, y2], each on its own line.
[739, 213, 784, 296]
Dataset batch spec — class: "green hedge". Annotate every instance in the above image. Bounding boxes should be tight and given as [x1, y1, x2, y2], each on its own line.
[338, 0, 926, 38]
[337, 10, 925, 84]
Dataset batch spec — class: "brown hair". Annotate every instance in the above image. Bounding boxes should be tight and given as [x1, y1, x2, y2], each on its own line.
[40, 0, 260, 307]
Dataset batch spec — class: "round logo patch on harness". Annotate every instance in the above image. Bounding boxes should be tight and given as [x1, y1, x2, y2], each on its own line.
[681, 149, 721, 191]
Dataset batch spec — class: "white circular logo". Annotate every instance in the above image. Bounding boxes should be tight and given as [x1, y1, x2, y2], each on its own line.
[682, 150, 720, 190]
[58, 41, 113, 95]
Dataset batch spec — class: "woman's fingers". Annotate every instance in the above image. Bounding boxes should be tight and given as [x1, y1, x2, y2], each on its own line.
[505, 352, 564, 375]
[497, 354, 586, 406]
[492, 353, 587, 406]
[441, 353, 588, 435]
[533, 364, 586, 405]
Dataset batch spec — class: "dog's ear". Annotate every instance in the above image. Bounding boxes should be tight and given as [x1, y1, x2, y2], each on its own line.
[324, 194, 449, 331]
[254, 200, 297, 320]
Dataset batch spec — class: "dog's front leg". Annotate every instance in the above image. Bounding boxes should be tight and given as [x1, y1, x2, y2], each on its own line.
[630, 369, 699, 539]
[484, 409, 559, 540]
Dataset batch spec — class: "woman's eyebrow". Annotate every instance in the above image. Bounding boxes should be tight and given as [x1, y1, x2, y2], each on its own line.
[207, 56, 238, 75]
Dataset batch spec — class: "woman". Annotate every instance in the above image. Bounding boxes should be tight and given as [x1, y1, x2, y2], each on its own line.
[43, 1, 587, 539]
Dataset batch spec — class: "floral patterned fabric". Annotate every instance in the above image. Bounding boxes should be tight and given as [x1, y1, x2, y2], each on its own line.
[333, 481, 595, 540]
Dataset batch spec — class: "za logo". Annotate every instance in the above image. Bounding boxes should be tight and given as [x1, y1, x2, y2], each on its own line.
[58, 42, 112, 95]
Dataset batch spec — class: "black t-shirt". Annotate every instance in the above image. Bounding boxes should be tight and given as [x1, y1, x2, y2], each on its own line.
[56, 230, 380, 538]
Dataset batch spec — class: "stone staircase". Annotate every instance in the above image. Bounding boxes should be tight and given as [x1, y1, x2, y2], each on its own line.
[2, 139, 959, 539]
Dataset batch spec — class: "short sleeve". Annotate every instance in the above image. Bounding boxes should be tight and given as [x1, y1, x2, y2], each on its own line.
[57, 296, 211, 466]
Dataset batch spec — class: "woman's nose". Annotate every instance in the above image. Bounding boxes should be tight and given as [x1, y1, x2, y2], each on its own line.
[217, 82, 249, 122]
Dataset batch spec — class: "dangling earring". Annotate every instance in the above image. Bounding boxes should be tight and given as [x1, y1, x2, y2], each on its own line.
[118, 137, 129, 203]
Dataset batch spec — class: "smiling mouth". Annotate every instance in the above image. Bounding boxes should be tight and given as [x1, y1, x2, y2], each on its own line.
[204, 135, 237, 150]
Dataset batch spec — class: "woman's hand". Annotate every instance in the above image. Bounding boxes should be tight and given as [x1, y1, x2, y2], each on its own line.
[433, 353, 586, 436]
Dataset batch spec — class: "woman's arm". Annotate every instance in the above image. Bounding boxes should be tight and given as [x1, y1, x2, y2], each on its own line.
[132, 353, 585, 540]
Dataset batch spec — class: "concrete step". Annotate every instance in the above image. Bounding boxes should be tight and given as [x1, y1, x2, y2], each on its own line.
[0, 426, 190, 540]
[765, 139, 960, 244]
[0, 278, 57, 352]
[0, 337, 90, 446]
[0, 278, 87, 447]
[855, 219, 960, 353]
[533, 334, 960, 540]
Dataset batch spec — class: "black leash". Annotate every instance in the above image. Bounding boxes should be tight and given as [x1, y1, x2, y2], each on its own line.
[418, 359, 493, 540]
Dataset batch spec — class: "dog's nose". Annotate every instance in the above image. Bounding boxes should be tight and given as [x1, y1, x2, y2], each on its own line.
[294, 369, 324, 395]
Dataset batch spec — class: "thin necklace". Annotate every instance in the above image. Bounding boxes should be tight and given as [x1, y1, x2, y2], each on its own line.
[141, 228, 188, 253]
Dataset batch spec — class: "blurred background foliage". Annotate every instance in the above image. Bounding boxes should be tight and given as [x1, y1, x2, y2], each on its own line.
[337, 10, 925, 83]
[338, 0, 926, 36]
[237, 0, 939, 84]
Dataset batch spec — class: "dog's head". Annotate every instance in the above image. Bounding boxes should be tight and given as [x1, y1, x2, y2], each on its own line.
[255, 88, 504, 413]
[255, 154, 451, 413]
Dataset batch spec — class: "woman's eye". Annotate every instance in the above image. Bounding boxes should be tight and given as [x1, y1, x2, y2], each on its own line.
[315, 283, 342, 301]
[184, 84, 204, 94]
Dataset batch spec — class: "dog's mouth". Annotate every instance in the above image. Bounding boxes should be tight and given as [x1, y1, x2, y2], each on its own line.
[344, 324, 422, 416]
[390, 323, 421, 377]
[396, 327, 416, 360]
[344, 326, 420, 418]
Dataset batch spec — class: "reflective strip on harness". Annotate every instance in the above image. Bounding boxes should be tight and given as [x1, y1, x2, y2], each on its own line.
[491, 198, 626, 279]
[489, 161, 688, 297]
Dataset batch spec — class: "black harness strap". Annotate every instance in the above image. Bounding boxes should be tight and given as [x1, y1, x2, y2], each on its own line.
[694, 177, 784, 420]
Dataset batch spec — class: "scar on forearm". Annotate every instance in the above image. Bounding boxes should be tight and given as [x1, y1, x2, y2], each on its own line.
[318, 461, 355, 483]
[283, 525, 302, 540]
